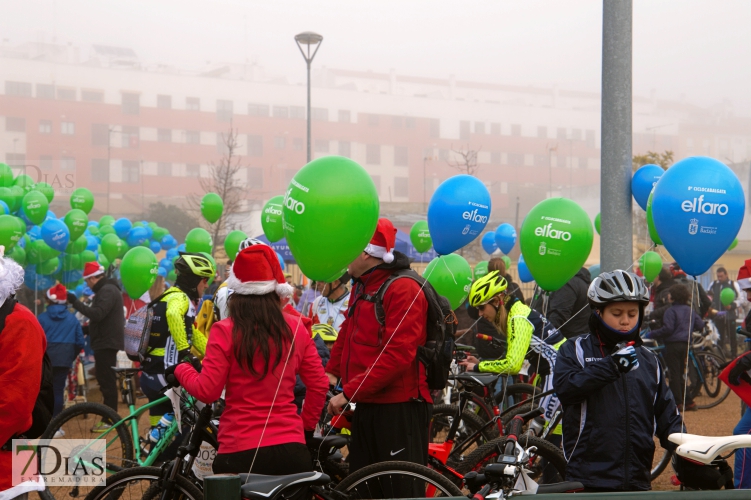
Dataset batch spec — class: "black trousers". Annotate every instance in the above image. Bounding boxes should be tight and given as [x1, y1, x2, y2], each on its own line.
[212, 442, 312, 475]
[94, 348, 119, 412]
[664, 342, 691, 405]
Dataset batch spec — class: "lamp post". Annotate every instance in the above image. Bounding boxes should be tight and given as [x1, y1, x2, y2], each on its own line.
[295, 31, 323, 164]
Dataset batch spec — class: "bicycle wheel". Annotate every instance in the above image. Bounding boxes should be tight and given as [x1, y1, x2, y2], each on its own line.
[83, 466, 203, 500]
[455, 435, 566, 485]
[41, 403, 134, 500]
[335, 461, 463, 498]
[651, 442, 673, 481]
[692, 352, 730, 409]
[429, 404, 498, 465]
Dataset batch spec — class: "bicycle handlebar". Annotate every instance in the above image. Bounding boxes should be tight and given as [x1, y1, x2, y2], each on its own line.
[503, 407, 543, 455]
[476, 333, 505, 348]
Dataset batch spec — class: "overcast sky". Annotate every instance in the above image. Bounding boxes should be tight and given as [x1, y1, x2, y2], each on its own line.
[3, 0, 751, 114]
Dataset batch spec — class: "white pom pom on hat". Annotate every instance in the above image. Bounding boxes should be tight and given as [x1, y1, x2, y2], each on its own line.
[363, 218, 397, 263]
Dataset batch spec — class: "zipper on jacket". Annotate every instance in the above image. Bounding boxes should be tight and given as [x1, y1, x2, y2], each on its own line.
[622, 373, 631, 489]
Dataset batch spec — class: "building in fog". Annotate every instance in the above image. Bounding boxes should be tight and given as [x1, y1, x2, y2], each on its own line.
[1, 40, 751, 239]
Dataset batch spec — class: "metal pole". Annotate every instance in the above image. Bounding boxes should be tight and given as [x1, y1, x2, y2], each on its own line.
[306, 58, 312, 163]
[600, 0, 633, 272]
[107, 129, 112, 213]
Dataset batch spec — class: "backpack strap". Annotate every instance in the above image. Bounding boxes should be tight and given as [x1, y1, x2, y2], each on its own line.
[365, 269, 422, 326]
[148, 289, 178, 308]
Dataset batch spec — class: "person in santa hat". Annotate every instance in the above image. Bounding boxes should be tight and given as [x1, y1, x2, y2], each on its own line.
[326, 218, 432, 482]
[38, 284, 84, 418]
[167, 244, 328, 478]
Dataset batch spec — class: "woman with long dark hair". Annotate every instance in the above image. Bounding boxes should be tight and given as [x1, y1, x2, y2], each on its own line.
[172, 245, 328, 475]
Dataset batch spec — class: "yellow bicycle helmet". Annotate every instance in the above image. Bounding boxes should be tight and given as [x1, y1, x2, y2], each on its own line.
[469, 270, 508, 307]
[312, 323, 338, 342]
[175, 252, 216, 278]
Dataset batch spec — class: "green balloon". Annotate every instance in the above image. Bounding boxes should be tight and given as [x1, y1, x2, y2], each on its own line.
[66, 234, 88, 254]
[64, 209, 89, 241]
[100, 215, 115, 227]
[0, 214, 23, 250]
[152, 227, 169, 241]
[38, 257, 60, 275]
[147, 222, 158, 230]
[8, 245, 25, 265]
[80, 250, 96, 263]
[21, 191, 48, 225]
[99, 224, 115, 236]
[62, 253, 83, 271]
[88, 225, 100, 237]
[729, 238, 739, 251]
[261, 195, 285, 242]
[120, 247, 158, 299]
[424, 254, 473, 310]
[14, 174, 34, 193]
[201, 193, 224, 224]
[34, 182, 55, 203]
[639, 251, 662, 282]
[474, 260, 489, 279]
[646, 192, 662, 246]
[97, 253, 110, 270]
[283, 156, 379, 282]
[520, 198, 593, 292]
[117, 238, 129, 258]
[594, 213, 601, 235]
[0, 187, 18, 214]
[410, 221, 432, 253]
[132, 221, 144, 228]
[27, 239, 59, 265]
[70, 188, 95, 214]
[9, 186, 24, 213]
[224, 230, 247, 261]
[721, 287, 736, 307]
[185, 228, 213, 254]
[167, 269, 176, 282]
[101, 233, 126, 263]
[501, 255, 511, 270]
[0, 163, 13, 188]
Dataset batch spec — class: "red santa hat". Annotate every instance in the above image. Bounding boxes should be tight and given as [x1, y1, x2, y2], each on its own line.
[364, 218, 397, 263]
[47, 284, 68, 304]
[83, 261, 105, 279]
[738, 259, 751, 290]
[226, 245, 294, 297]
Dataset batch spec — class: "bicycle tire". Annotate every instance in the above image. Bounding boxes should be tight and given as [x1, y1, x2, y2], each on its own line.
[83, 466, 203, 500]
[448, 390, 494, 422]
[651, 447, 673, 481]
[693, 352, 731, 409]
[41, 402, 135, 500]
[335, 460, 463, 498]
[430, 404, 499, 462]
[455, 434, 566, 485]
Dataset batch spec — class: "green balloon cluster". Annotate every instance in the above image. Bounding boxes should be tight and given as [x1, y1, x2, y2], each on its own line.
[261, 195, 285, 242]
[424, 254, 473, 310]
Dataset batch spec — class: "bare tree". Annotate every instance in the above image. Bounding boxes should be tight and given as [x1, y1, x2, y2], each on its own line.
[447, 144, 481, 176]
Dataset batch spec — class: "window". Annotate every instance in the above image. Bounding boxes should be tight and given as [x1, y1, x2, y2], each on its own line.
[248, 167, 263, 188]
[274, 136, 286, 150]
[39, 155, 53, 170]
[82, 90, 104, 102]
[394, 146, 408, 166]
[216, 99, 233, 122]
[248, 103, 269, 117]
[186, 164, 200, 178]
[405, 117, 416, 129]
[57, 88, 76, 100]
[39, 120, 52, 134]
[36, 84, 55, 99]
[394, 177, 409, 198]
[430, 119, 440, 138]
[247, 135, 263, 157]
[157, 162, 172, 176]
[423, 148, 433, 159]
[186, 97, 200, 111]
[491, 123, 501, 135]
[158, 129, 172, 143]
[439, 149, 449, 161]
[511, 124, 521, 136]
[370, 175, 381, 195]
[5, 153, 25, 165]
[122, 93, 140, 114]
[6, 117, 25, 132]
[571, 129, 582, 141]
[217, 133, 229, 155]
[312, 108, 328, 121]
[61, 122, 75, 135]
[556, 127, 567, 140]
[157, 95, 172, 109]
[366, 144, 381, 164]
[91, 124, 109, 146]
[314, 139, 329, 153]
[537, 126, 548, 139]
[534, 155, 547, 167]
[338, 141, 351, 157]
[290, 106, 305, 119]
[460, 121, 470, 140]
[338, 110, 351, 123]
[368, 114, 379, 127]
[60, 156, 76, 170]
[508, 153, 524, 166]
[293, 138, 304, 151]
[122, 126, 139, 148]
[91, 159, 109, 182]
[185, 130, 200, 144]
[578, 157, 588, 169]
[474, 122, 485, 134]
[557, 156, 567, 168]
[586, 130, 595, 148]
[391, 116, 403, 129]
[491, 151, 501, 165]
[5, 81, 32, 96]
[273, 106, 289, 118]
[122, 160, 140, 182]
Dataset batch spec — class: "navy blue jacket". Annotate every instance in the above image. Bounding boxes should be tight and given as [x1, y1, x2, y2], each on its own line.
[646, 304, 704, 344]
[554, 333, 683, 491]
[38, 304, 85, 368]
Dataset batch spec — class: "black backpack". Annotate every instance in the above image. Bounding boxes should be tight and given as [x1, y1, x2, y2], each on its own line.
[0, 299, 54, 440]
[364, 269, 457, 391]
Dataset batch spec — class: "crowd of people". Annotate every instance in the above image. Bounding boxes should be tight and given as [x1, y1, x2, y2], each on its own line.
[3, 218, 751, 495]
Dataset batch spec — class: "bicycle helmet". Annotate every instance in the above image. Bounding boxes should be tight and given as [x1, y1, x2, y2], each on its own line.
[174, 252, 215, 278]
[312, 323, 338, 342]
[238, 237, 267, 251]
[587, 270, 649, 308]
[468, 270, 508, 307]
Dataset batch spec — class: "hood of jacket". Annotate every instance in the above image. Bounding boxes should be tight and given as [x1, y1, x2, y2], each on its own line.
[575, 267, 592, 285]
[45, 303, 70, 321]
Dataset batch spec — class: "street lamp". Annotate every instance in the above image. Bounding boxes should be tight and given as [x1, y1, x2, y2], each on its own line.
[295, 31, 323, 163]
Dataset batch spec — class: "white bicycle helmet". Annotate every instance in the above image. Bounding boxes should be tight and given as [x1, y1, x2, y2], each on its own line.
[238, 237, 267, 251]
[588, 270, 649, 307]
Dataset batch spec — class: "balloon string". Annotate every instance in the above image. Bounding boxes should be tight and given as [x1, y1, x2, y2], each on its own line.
[681, 280, 696, 431]
[441, 256, 458, 285]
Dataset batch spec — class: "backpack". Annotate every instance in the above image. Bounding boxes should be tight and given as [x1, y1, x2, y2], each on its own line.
[1, 299, 54, 441]
[194, 282, 226, 341]
[364, 269, 457, 391]
[123, 290, 171, 359]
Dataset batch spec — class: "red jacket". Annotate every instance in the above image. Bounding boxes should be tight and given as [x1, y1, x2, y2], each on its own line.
[175, 312, 327, 454]
[0, 302, 47, 491]
[327, 256, 431, 404]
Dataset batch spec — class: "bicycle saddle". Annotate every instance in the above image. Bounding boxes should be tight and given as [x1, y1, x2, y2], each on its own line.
[308, 435, 348, 450]
[239, 471, 330, 500]
[669, 433, 751, 465]
[453, 372, 499, 387]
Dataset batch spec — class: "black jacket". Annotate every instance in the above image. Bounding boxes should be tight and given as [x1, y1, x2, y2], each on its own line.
[673, 273, 711, 317]
[546, 267, 591, 338]
[71, 278, 124, 351]
[646, 278, 674, 328]
[554, 333, 683, 491]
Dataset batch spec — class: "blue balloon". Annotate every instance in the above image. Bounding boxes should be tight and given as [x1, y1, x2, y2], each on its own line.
[126, 226, 149, 247]
[44, 211, 57, 222]
[631, 164, 664, 211]
[143, 226, 154, 239]
[75, 284, 85, 297]
[61, 269, 83, 285]
[0, 200, 8, 215]
[494, 223, 517, 255]
[83, 286, 93, 296]
[36, 274, 56, 289]
[177, 244, 186, 252]
[149, 240, 162, 253]
[157, 266, 167, 277]
[27, 225, 42, 242]
[41, 218, 70, 252]
[652, 156, 745, 276]
[518, 255, 534, 283]
[588, 264, 601, 280]
[113, 218, 132, 238]
[23, 265, 37, 289]
[276, 252, 285, 271]
[165, 248, 179, 259]
[87, 221, 99, 228]
[427, 175, 491, 255]
[161, 234, 178, 251]
[86, 235, 99, 251]
[481, 232, 498, 254]
[19, 208, 34, 229]
[159, 258, 174, 271]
